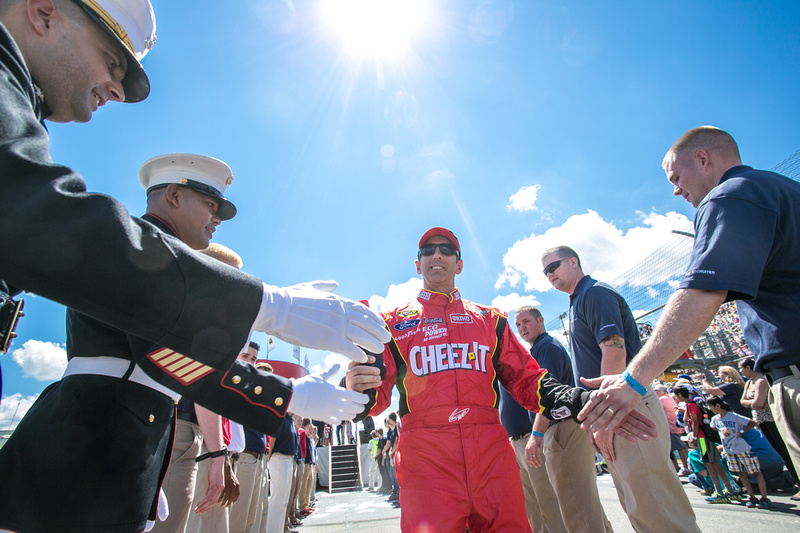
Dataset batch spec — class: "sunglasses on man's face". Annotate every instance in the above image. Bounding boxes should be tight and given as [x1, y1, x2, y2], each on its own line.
[418, 243, 459, 257]
[542, 257, 569, 276]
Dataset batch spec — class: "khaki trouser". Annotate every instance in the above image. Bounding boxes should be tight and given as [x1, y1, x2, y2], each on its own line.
[151, 418, 202, 533]
[229, 453, 263, 533]
[510, 436, 566, 533]
[299, 461, 315, 510]
[604, 390, 699, 533]
[288, 461, 305, 522]
[769, 370, 800, 478]
[185, 442, 230, 533]
[251, 455, 270, 533]
[544, 420, 613, 533]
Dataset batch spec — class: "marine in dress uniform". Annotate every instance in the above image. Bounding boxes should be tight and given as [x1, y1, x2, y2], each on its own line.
[0, 0, 388, 407]
[0, 2, 390, 530]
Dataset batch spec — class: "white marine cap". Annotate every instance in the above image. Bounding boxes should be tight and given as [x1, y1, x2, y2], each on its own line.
[139, 153, 237, 220]
[74, 0, 157, 103]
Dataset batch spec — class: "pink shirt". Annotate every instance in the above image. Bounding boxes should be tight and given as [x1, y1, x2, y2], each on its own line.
[659, 394, 683, 434]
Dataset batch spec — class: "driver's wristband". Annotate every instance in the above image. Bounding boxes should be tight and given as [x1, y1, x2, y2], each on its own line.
[622, 370, 647, 396]
[531, 431, 545, 438]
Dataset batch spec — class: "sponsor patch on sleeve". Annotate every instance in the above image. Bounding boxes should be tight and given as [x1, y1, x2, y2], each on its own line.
[147, 347, 214, 386]
[550, 406, 572, 421]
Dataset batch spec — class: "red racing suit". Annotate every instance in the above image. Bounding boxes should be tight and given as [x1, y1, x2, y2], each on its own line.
[361, 288, 588, 532]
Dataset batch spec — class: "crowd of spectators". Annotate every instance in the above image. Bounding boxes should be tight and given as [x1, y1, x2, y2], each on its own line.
[648, 360, 799, 510]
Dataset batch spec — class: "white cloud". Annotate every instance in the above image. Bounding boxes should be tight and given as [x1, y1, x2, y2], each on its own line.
[0, 393, 39, 432]
[369, 277, 423, 313]
[491, 292, 540, 314]
[12, 340, 67, 381]
[495, 210, 693, 293]
[507, 185, 541, 212]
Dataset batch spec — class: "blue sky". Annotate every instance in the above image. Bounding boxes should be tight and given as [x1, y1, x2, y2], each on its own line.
[2, 0, 800, 429]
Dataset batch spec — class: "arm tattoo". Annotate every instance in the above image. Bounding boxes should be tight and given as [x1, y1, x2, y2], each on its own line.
[599, 334, 625, 350]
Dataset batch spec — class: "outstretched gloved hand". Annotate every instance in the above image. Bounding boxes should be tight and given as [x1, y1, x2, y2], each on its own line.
[254, 280, 390, 364]
[288, 365, 369, 425]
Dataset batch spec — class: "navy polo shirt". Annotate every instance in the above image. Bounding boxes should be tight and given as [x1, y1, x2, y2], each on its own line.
[270, 415, 298, 456]
[243, 426, 267, 454]
[499, 385, 535, 437]
[679, 165, 800, 373]
[569, 275, 641, 383]
[533, 332, 574, 387]
[500, 332, 573, 434]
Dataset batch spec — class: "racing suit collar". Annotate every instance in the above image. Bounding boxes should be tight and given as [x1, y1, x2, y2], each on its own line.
[418, 288, 461, 304]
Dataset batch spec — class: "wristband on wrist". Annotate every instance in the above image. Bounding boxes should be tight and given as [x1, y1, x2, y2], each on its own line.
[531, 431, 545, 438]
[195, 447, 227, 463]
[622, 370, 647, 396]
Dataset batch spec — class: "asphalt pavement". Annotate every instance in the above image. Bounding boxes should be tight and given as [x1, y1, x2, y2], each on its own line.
[298, 474, 800, 532]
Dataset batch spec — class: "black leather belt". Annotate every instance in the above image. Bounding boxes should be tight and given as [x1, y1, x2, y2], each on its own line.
[766, 364, 800, 385]
[510, 431, 530, 442]
[242, 449, 265, 460]
[176, 410, 198, 424]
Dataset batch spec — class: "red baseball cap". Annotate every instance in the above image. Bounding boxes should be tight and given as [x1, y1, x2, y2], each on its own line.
[418, 227, 460, 253]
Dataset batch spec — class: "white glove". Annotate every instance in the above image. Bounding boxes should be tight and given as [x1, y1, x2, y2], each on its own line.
[144, 488, 169, 531]
[288, 365, 369, 425]
[254, 280, 391, 363]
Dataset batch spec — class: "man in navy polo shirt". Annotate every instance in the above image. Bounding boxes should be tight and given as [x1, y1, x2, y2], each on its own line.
[578, 126, 800, 496]
[517, 306, 611, 533]
[542, 245, 698, 533]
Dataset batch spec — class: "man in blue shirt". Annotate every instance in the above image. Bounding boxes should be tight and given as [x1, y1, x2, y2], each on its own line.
[498, 307, 565, 532]
[578, 126, 800, 497]
[543, 246, 698, 532]
[517, 306, 611, 533]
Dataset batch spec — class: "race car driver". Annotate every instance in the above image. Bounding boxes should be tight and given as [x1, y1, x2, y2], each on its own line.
[345, 227, 657, 532]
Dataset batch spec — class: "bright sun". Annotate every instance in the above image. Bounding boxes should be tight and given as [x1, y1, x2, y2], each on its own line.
[323, 0, 430, 59]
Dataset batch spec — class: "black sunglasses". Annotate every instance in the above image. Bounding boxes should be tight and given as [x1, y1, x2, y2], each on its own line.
[542, 257, 569, 276]
[418, 243, 459, 258]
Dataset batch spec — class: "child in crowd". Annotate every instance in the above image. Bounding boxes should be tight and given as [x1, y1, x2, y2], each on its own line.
[708, 397, 772, 509]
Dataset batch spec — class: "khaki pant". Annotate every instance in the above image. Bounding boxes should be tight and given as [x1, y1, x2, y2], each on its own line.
[543, 420, 612, 533]
[288, 461, 305, 522]
[604, 390, 699, 533]
[251, 455, 270, 533]
[510, 436, 566, 533]
[185, 442, 230, 533]
[151, 418, 202, 533]
[229, 453, 263, 533]
[299, 462, 315, 510]
[769, 370, 800, 478]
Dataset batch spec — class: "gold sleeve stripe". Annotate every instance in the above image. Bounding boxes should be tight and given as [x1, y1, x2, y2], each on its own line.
[148, 347, 214, 386]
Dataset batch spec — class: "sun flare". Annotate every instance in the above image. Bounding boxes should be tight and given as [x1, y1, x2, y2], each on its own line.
[323, 0, 430, 59]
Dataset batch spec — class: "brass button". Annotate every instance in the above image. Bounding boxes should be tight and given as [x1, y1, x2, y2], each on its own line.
[254, 386, 263, 395]
[232, 375, 242, 385]
[274, 397, 284, 407]
[149, 414, 155, 423]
